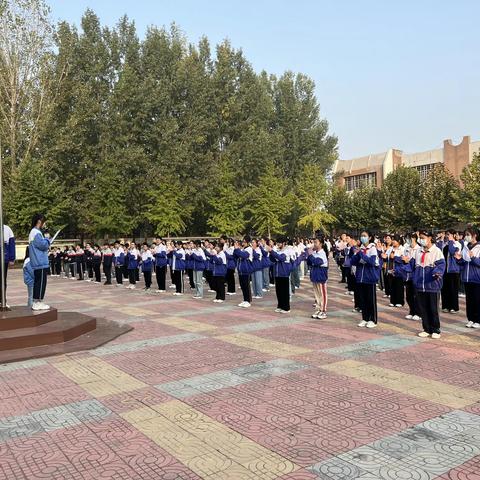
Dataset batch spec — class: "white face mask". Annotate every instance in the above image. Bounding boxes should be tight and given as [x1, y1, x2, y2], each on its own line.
[418, 238, 426, 247]
[464, 236, 472, 244]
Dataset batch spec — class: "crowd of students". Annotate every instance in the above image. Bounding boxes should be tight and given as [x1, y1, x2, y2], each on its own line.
[26, 228, 480, 339]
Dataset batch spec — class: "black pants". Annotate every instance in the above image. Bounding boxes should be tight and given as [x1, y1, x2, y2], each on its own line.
[55, 261, 62, 275]
[104, 265, 112, 284]
[390, 275, 404, 306]
[123, 265, 128, 279]
[187, 269, 195, 288]
[33, 268, 49, 301]
[214, 276, 226, 300]
[340, 264, 347, 282]
[135, 268, 140, 282]
[87, 263, 93, 279]
[155, 265, 166, 290]
[417, 291, 440, 334]
[205, 269, 213, 290]
[359, 283, 377, 323]
[347, 269, 355, 292]
[354, 277, 362, 310]
[115, 266, 123, 285]
[405, 280, 420, 316]
[441, 272, 459, 311]
[383, 270, 392, 296]
[275, 276, 290, 311]
[269, 267, 275, 285]
[239, 274, 251, 303]
[93, 263, 101, 282]
[143, 270, 152, 289]
[172, 270, 183, 293]
[465, 282, 480, 324]
[0, 262, 8, 305]
[76, 261, 84, 280]
[226, 268, 236, 293]
[128, 268, 136, 285]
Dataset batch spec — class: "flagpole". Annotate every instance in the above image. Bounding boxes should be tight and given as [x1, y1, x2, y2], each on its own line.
[0, 140, 6, 310]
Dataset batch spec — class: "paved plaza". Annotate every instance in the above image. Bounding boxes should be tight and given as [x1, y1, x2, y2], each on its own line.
[1, 266, 480, 480]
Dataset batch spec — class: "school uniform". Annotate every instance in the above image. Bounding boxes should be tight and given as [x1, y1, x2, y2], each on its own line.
[154, 244, 168, 291]
[103, 248, 114, 284]
[456, 242, 480, 327]
[54, 250, 62, 276]
[67, 249, 76, 277]
[204, 250, 214, 291]
[23, 257, 34, 307]
[224, 246, 236, 294]
[113, 247, 125, 285]
[351, 243, 381, 325]
[212, 251, 227, 301]
[141, 250, 154, 289]
[75, 248, 85, 280]
[85, 247, 94, 280]
[407, 245, 446, 335]
[28, 227, 51, 303]
[307, 248, 329, 316]
[127, 248, 139, 285]
[234, 246, 253, 304]
[389, 246, 405, 306]
[48, 251, 54, 276]
[403, 243, 421, 318]
[92, 249, 102, 282]
[270, 247, 293, 312]
[344, 246, 354, 294]
[184, 249, 196, 289]
[251, 247, 264, 298]
[383, 245, 394, 297]
[441, 240, 461, 312]
[260, 245, 272, 290]
[169, 248, 186, 293]
[1, 225, 15, 305]
[190, 248, 206, 298]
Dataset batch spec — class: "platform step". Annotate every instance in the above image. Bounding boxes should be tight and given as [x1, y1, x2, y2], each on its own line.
[0, 307, 58, 331]
[0, 312, 96, 351]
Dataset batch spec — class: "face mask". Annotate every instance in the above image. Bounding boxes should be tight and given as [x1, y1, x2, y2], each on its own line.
[360, 236, 369, 245]
[418, 238, 426, 247]
[464, 236, 472, 244]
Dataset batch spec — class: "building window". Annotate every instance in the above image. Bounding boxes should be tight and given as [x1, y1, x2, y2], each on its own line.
[414, 163, 436, 181]
[345, 172, 377, 191]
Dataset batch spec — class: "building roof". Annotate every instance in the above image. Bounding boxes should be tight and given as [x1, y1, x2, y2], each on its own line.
[333, 151, 387, 175]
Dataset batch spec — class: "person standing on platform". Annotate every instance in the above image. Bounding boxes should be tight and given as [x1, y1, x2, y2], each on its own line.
[1, 223, 15, 308]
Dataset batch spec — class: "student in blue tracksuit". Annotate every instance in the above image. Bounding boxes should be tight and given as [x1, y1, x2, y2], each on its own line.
[211, 245, 227, 302]
[406, 230, 446, 338]
[1, 223, 15, 307]
[260, 238, 272, 291]
[224, 239, 237, 295]
[169, 241, 186, 295]
[191, 240, 206, 299]
[307, 236, 329, 319]
[140, 243, 154, 290]
[251, 239, 264, 299]
[234, 237, 253, 308]
[23, 246, 34, 307]
[185, 242, 196, 290]
[102, 244, 114, 285]
[351, 231, 381, 328]
[28, 214, 52, 310]
[153, 239, 168, 292]
[403, 233, 422, 321]
[113, 241, 125, 287]
[126, 243, 140, 289]
[268, 237, 293, 313]
[441, 229, 461, 314]
[455, 228, 480, 328]
[389, 235, 405, 307]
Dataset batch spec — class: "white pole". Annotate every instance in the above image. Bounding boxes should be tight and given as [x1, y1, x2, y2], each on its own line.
[0, 140, 6, 310]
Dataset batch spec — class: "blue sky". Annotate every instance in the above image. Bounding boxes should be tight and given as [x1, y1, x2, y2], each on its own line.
[46, 0, 480, 159]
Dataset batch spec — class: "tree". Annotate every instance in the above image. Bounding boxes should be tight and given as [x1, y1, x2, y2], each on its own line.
[249, 161, 292, 237]
[460, 152, 480, 226]
[420, 164, 461, 229]
[379, 166, 422, 231]
[145, 174, 192, 237]
[325, 184, 354, 232]
[296, 163, 336, 235]
[207, 158, 246, 236]
[350, 186, 382, 232]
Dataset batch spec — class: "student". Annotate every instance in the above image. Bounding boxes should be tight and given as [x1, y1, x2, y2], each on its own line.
[335, 234, 347, 283]
[389, 235, 405, 307]
[406, 231, 445, 338]
[211, 244, 227, 302]
[126, 242, 139, 289]
[260, 237, 272, 291]
[234, 237, 253, 308]
[140, 243, 154, 291]
[48, 249, 55, 276]
[84, 243, 94, 281]
[67, 245, 76, 279]
[1, 223, 15, 307]
[23, 246, 34, 307]
[191, 240, 206, 299]
[268, 236, 293, 313]
[441, 229, 461, 314]
[113, 241, 125, 287]
[307, 236, 329, 319]
[251, 239, 264, 299]
[204, 241, 215, 293]
[54, 248, 62, 276]
[153, 238, 168, 292]
[224, 239, 237, 295]
[343, 236, 354, 295]
[92, 245, 102, 283]
[403, 234, 421, 320]
[75, 244, 85, 281]
[102, 243, 114, 285]
[455, 228, 480, 328]
[351, 231, 381, 328]
[28, 214, 52, 311]
[185, 242, 196, 290]
[381, 235, 394, 299]
[169, 241, 186, 295]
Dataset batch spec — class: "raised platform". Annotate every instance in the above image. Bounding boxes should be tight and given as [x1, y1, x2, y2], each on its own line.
[0, 306, 132, 364]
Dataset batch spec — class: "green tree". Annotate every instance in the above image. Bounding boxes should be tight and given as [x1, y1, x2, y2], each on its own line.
[325, 184, 354, 232]
[379, 166, 422, 231]
[145, 174, 192, 237]
[296, 163, 336, 234]
[460, 152, 480, 226]
[420, 164, 461, 229]
[249, 161, 292, 237]
[350, 186, 382, 232]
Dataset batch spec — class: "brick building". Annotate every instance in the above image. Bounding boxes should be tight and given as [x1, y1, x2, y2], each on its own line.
[333, 135, 480, 191]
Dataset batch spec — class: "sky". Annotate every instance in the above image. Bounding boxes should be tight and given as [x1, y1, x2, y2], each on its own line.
[46, 0, 480, 159]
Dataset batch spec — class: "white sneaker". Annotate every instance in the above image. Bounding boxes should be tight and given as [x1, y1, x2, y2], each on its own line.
[466, 321, 474, 328]
[412, 315, 421, 321]
[269, 284, 275, 287]
[319, 312, 327, 319]
[357, 320, 367, 327]
[353, 308, 359, 313]
[262, 289, 268, 292]
[130, 285, 136, 290]
[383, 294, 389, 298]
[275, 308, 282, 313]
[405, 315, 413, 320]
[158, 290, 166, 293]
[240, 302, 251, 308]
[442, 308, 449, 313]
[389, 303, 395, 307]
[227, 292, 236, 296]
[279, 309, 289, 314]
[213, 299, 219, 303]
[472, 323, 480, 329]
[395, 304, 403, 308]
[216, 300, 224, 303]
[418, 331, 430, 338]
[31, 302, 43, 311]
[431, 333, 441, 339]
[169, 285, 176, 289]
[37, 302, 50, 310]
[252, 296, 263, 299]
[311, 311, 320, 319]
[173, 292, 183, 296]
[208, 289, 215, 293]
[459, 293, 466, 298]
[193, 296, 202, 299]
[450, 310, 458, 315]
[366, 321, 377, 328]
[348, 291, 354, 296]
